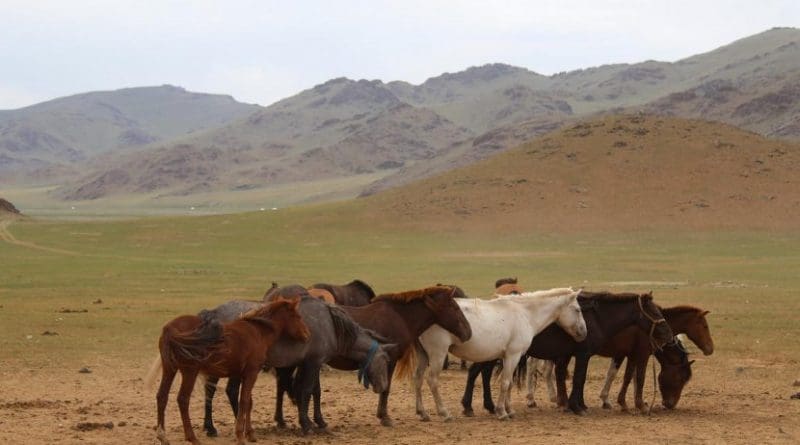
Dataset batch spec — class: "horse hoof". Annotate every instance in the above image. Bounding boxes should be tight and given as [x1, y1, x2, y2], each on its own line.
[418, 414, 431, 422]
[380, 417, 394, 427]
[497, 414, 510, 421]
[463, 409, 474, 417]
[205, 428, 218, 438]
[443, 416, 454, 423]
[507, 411, 516, 419]
[527, 400, 537, 408]
[601, 402, 612, 410]
[314, 420, 328, 430]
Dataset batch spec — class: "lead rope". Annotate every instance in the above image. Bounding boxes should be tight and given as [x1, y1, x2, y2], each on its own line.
[648, 355, 657, 416]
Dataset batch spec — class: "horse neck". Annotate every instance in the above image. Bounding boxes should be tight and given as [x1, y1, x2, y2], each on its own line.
[379, 299, 437, 339]
[342, 330, 374, 362]
[512, 294, 571, 329]
[593, 300, 643, 337]
[664, 310, 695, 335]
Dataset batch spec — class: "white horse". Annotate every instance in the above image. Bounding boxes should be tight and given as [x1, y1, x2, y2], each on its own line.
[413, 288, 587, 421]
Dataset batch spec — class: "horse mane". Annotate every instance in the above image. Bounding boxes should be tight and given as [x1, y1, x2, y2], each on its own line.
[659, 305, 706, 317]
[240, 299, 296, 330]
[373, 286, 449, 304]
[495, 277, 518, 288]
[348, 279, 377, 300]
[512, 287, 575, 299]
[436, 283, 468, 298]
[327, 304, 359, 354]
[578, 290, 652, 302]
[262, 281, 279, 300]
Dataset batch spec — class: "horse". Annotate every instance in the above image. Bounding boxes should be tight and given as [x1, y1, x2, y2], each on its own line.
[274, 285, 473, 427]
[306, 287, 336, 304]
[596, 305, 712, 411]
[461, 290, 674, 416]
[152, 298, 310, 445]
[201, 291, 398, 436]
[414, 288, 587, 421]
[309, 279, 376, 306]
[494, 277, 523, 295]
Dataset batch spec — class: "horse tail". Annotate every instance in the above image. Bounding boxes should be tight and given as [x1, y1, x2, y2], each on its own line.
[393, 343, 417, 380]
[143, 355, 162, 389]
[161, 319, 224, 369]
[327, 305, 358, 354]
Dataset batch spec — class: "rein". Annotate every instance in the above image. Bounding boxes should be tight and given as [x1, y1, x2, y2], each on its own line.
[637, 295, 667, 352]
[358, 340, 380, 389]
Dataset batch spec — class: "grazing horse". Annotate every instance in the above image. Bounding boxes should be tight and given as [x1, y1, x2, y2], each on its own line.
[462, 291, 674, 416]
[294, 285, 473, 427]
[414, 288, 587, 421]
[201, 292, 397, 436]
[152, 299, 310, 445]
[309, 279, 376, 306]
[596, 305, 713, 411]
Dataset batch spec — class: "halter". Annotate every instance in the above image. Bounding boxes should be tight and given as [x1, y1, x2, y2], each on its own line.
[637, 295, 668, 352]
[358, 340, 380, 389]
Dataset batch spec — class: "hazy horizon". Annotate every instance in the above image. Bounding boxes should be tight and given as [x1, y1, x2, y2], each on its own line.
[2, 1, 798, 110]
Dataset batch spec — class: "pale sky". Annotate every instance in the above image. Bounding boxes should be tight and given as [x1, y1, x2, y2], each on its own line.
[1, 0, 798, 110]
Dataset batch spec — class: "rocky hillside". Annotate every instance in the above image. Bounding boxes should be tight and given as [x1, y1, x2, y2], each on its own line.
[358, 115, 800, 231]
[0, 85, 259, 182]
[6, 28, 800, 206]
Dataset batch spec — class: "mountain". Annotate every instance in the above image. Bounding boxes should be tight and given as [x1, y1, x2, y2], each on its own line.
[6, 28, 800, 208]
[356, 114, 800, 232]
[0, 85, 260, 182]
[56, 79, 473, 200]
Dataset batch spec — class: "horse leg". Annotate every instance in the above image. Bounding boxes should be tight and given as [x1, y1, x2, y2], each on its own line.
[600, 357, 624, 409]
[480, 362, 496, 414]
[617, 357, 635, 412]
[176, 368, 200, 445]
[633, 354, 650, 413]
[460, 362, 479, 416]
[226, 377, 241, 416]
[544, 360, 557, 403]
[236, 371, 258, 445]
[413, 343, 432, 421]
[425, 348, 452, 421]
[312, 374, 327, 430]
[496, 352, 522, 420]
[156, 362, 177, 445]
[554, 357, 570, 408]
[461, 359, 468, 370]
[567, 354, 589, 415]
[526, 357, 538, 408]
[376, 362, 395, 426]
[292, 365, 318, 434]
[202, 376, 220, 437]
[273, 367, 293, 428]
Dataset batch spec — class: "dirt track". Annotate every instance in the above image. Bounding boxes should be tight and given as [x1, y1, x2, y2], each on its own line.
[1, 351, 798, 445]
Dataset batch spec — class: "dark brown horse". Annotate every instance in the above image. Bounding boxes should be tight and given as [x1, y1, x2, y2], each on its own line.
[309, 279, 376, 306]
[462, 291, 673, 416]
[152, 298, 310, 445]
[598, 305, 713, 411]
[276, 285, 473, 427]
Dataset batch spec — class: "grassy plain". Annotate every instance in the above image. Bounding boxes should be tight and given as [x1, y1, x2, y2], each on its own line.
[0, 210, 798, 443]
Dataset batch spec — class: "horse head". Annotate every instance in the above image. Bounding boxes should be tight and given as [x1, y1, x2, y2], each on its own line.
[686, 309, 714, 355]
[426, 286, 472, 342]
[555, 290, 587, 341]
[657, 338, 694, 409]
[266, 297, 311, 342]
[362, 342, 400, 394]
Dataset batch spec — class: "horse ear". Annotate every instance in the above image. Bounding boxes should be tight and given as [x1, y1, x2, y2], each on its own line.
[688, 360, 696, 365]
[701, 310, 710, 317]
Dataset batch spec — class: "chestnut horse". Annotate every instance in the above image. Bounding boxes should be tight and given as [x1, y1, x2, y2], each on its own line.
[596, 305, 713, 411]
[494, 277, 523, 296]
[275, 285, 473, 427]
[461, 291, 674, 416]
[309, 279, 376, 306]
[151, 298, 310, 445]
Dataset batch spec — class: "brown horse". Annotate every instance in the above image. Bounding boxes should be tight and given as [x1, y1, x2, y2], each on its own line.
[598, 305, 713, 411]
[309, 279, 376, 306]
[494, 277, 523, 295]
[298, 285, 473, 427]
[154, 298, 310, 445]
[307, 288, 336, 304]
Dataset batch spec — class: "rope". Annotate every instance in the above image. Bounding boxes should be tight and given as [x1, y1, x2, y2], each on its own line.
[647, 354, 657, 416]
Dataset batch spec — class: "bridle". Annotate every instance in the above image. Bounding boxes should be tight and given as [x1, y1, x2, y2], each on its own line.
[637, 294, 668, 352]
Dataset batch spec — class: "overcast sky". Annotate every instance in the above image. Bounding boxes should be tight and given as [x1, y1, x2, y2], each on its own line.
[1, 0, 798, 110]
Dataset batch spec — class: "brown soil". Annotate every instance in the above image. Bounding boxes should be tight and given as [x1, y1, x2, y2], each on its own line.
[0, 353, 797, 445]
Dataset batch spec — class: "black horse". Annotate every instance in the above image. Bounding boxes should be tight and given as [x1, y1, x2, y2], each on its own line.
[461, 291, 673, 415]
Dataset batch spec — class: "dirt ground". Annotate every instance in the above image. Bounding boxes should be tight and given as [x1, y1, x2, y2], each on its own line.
[1, 351, 798, 445]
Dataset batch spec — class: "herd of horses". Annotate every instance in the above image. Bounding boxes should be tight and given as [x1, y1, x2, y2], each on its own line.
[145, 278, 714, 445]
